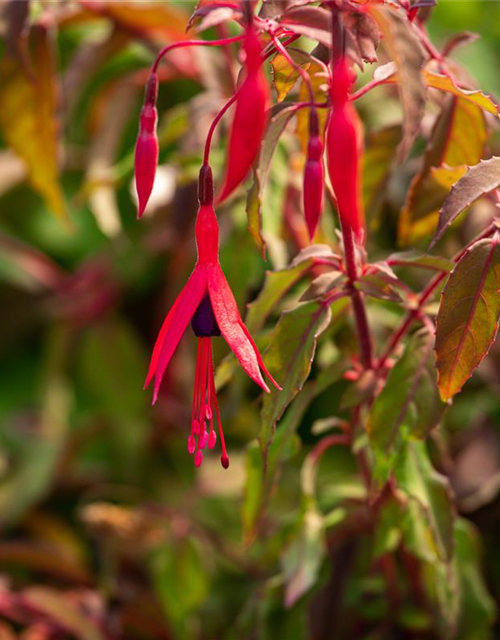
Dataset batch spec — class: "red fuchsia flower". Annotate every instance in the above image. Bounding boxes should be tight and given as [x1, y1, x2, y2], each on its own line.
[135, 72, 159, 218]
[303, 109, 325, 240]
[216, 26, 269, 203]
[326, 58, 365, 243]
[145, 165, 280, 468]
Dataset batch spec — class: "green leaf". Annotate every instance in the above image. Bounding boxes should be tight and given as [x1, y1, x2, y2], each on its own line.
[260, 302, 333, 451]
[246, 169, 266, 257]
[245, 105, 297, 253]
[396, 442, 455, 563]
[246, 261, 312, 333]
[435, 237, 500, 401]
[261, 104, 298, 189]
[432, 156, 500, 247]
[78, 317, 148, 477]
[282, 506, 325, 608]
[372, 493, 405, 559]
[369, 330, 446, 454]
[388, 250, 454, 272]
[242, 440, 264, 543]
[0, 325, 71, 528]
[454, 518, 496, 640]
[152, 538, 208, 638]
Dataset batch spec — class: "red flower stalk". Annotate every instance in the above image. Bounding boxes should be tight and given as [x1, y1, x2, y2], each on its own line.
[303, 109, 324, 240]
[326, 58, 365, 243]
[216, 27, 269, 203]
[145, 165, 280, 468]
[135, 72, 159, 218]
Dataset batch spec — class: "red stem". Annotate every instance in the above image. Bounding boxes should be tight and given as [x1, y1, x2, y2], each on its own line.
[203, 92, 239, 166]
[152, 35, 245, 74]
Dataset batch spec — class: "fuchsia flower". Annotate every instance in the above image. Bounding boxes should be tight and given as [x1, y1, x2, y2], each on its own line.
[303, 109, 324, 240]
[326, 58, 365, 242]
[216, 27, 269, 203]
[135, 73, 159, 218]
[145, 166, 280, 468]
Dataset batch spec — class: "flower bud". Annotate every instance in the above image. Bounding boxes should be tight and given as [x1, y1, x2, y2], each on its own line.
[326, 59, 365, 242]
[216, 28, 269, 204]
[303, 110, 324, 240]
[135, 73, 159, 218]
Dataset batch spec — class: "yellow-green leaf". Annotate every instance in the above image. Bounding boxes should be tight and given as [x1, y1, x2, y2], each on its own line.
[399, 96, 486, 245]
[0, 26, 66, 220]
[424, 69, 499, 117]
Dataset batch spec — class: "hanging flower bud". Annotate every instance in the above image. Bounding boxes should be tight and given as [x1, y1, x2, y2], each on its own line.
[326, 58, 365, 243]
[303, 109, 324, 240]
[135, 72, 159, 219]
[216, 27, 269, 204]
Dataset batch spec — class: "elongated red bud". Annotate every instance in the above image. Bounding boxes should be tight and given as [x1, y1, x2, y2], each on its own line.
[303, 110, 324, 240]
[326, 59, 365, 243]
[216, 28, 269, 204]
[135, 73, 159, 218]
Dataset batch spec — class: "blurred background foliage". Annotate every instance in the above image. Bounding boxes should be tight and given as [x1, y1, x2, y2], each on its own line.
[0, 1, 499, 639]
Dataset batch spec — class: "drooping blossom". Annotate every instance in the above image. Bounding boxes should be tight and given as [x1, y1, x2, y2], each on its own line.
[145, 165, 280, 468]
[135, 72, 159, 218]
[303, 109, 325, 240]
[326, 58, 365, 243]
[216, 27, 269, 203]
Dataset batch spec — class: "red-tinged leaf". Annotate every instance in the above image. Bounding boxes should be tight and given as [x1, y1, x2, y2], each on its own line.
[441, 31, 479, 57]
[0, 25, 66, 220]
[344, 10, 380, 64]
[435, 237, 500, 402]
[355, 273, 402, 302]
[188, 3, 241, 32]
[21, 587, 105, 640]
[299, 270, 346, 302]
[368, 6, 427, 160]
[431, 157, 500, 247]
[279, 6, 332, 48]
[290, 244, 340, 267]
[3, 0, 31, 67]
[399, 96, 486, 245]
[259, 0, 312, 19]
